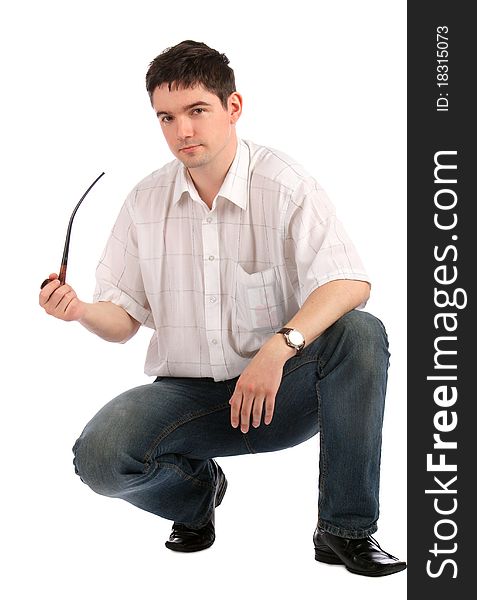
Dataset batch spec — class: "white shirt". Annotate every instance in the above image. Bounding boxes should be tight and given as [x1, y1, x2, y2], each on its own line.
[94, 138, 370, 381]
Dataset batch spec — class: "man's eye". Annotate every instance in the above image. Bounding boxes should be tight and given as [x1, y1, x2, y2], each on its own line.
[192, 108, 204, 114]
[160, 116, 172, 123]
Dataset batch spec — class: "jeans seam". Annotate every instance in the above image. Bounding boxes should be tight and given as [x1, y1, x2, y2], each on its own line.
[282, 357, 320, 378]
[224, 380, 238, 396]
[316, 364, 327, 520]
[154, 461, 213, 490]
[283, 352, 326, 515]
[241, 433, 256, 454]
[225, 379, 257, 454]
[142, 402, 230, 464]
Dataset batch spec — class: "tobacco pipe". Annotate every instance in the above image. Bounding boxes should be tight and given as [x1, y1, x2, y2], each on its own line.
[40, 172, 105, 289]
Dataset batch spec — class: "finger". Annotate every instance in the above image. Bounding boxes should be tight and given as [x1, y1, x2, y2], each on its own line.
[64, 294, 78, 314]
[240, 394, 255, 433]
[55, 289, 77, 314]
[40, 273, 59, 290]
[264, 395, 276, 425]
[251, 397, 266, 428]
[229, 390, 243, 428]
[42, 284, 73, 313]
[39, 278, 61, 306]
[50, 284, 74, 310]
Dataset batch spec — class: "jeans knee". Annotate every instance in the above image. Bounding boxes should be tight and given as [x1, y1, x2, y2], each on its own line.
[71, 388, 158, 496]
[336, 310, 390, 367]
[72, 430, 107, 495]
[72, 425, 131, 497]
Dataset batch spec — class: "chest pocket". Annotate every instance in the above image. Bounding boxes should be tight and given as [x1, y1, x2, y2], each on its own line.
[234, 264, 286, 332]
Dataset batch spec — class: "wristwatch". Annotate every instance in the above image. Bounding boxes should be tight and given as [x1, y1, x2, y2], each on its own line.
[277, 327, 305, 355]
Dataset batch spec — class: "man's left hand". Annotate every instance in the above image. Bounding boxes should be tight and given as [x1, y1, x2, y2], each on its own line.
[228, 339, 294, 433]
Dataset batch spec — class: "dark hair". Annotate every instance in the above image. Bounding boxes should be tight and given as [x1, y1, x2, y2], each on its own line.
[145, 40, 236, 109]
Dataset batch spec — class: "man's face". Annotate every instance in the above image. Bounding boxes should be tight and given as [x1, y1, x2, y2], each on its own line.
[151, 83, 241, 170]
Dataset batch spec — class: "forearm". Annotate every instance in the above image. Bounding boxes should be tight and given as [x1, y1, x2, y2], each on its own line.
[261, 279, 371, 362]
[285, 279, 370, 343]
[78, 300, 141, 343]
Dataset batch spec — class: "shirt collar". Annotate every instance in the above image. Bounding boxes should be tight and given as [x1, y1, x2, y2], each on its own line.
[172, 138, 249, 210]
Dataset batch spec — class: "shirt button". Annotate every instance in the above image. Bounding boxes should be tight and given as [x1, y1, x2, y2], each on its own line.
[209, 296, 217, 303]
[206, 217, 213, 223]
[208, 255, 215, 261]
[211, 339, 218, 345]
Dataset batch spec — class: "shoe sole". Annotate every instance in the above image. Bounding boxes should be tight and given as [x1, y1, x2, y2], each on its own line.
[314, 546, 344, 565]
[165, 538, 216, 553]
[314, 547, 407, 577]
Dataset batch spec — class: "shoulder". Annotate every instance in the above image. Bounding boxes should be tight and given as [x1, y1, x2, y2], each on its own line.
[120, 158, 183, 216]
[130, 158, 182, 195]
[243, 138, 318, 194]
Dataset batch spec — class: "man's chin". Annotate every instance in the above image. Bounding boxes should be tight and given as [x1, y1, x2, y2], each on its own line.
[179, 155, 210, 169]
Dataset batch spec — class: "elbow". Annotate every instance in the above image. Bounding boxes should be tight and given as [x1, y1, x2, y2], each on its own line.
[102, 319, 140, 344]
[116, 326, 140, 344]
[113, 309, 141, 343]
[345, 280, 370, 308]
[361, 281, 371, 303]
[117, 333, 135, 344]
[357, 281, 371, 306]
[104, 332, 136, 344]
[118, 318, 141, 343]
[100, 333, 132, 344]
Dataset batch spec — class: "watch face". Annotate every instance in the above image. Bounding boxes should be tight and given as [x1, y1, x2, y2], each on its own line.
[288, 329, 304, 346]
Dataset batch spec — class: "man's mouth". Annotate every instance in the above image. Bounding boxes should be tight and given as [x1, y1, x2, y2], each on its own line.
[180, 144, 201, 153]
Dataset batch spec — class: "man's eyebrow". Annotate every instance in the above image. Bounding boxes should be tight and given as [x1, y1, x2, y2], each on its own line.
[155, 101, 213, 118]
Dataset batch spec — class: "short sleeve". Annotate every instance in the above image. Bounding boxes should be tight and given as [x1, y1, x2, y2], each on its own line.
[93, 191, 154, 327]
[284, 180, 371, 307]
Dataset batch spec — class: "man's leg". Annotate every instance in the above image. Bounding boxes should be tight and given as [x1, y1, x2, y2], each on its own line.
[244, 309, 389, 537]
[244, 309, 405, 575]
[72, 377, 250, 529]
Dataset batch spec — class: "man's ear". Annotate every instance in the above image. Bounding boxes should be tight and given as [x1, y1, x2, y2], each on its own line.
[229, 92, 243, 124]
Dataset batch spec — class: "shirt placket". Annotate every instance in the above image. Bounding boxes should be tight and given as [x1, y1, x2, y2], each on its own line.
[202, 211, 227, 379]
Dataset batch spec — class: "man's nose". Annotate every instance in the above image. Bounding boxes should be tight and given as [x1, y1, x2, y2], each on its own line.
[176, 117, 194, 140]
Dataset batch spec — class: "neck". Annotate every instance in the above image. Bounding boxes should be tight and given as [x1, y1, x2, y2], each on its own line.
[188, 135, 238, 208]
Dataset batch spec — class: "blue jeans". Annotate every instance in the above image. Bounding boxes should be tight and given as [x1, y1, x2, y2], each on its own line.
[72, 310, 389, 538]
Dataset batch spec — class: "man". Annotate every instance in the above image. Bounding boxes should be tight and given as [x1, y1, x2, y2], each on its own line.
[39, 40, 406, 577]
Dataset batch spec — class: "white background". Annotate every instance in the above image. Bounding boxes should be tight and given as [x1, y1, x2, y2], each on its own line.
[1, 1, 406, 598]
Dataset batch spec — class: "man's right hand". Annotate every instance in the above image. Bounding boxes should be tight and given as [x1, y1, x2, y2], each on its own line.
[38, 273, 140, 342]
[39, 273, 86, 322]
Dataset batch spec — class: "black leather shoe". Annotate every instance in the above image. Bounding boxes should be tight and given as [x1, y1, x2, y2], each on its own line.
[313, 526, 407, 577]
[165, 459, 227, 553]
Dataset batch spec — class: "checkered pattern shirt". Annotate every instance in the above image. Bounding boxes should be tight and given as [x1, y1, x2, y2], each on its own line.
[94, 138, 370, 381]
